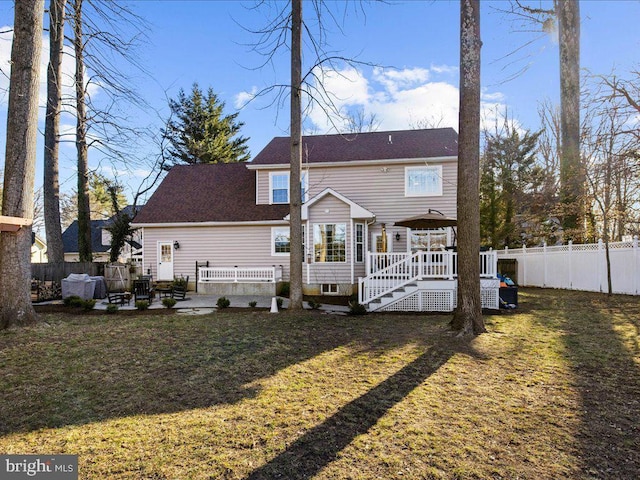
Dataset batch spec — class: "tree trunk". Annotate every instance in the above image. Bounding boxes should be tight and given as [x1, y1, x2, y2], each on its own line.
[0, 0, 45, 329]
[288, 0, 304, 310]
[558, 0, 583, 241]
[451, 0, 485, 336]
[73, 0, 92, 262]
[43, 0, 67, 263]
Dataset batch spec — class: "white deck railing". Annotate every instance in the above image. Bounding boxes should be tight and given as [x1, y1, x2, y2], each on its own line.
[360, 250, 498, 305]
[198, 266, 283, 283]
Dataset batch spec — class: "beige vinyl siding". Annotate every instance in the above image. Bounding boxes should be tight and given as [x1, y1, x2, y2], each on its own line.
[141, 223, 291, 283]
[256, 161, 457, 225]
[305, 194, 352, 284]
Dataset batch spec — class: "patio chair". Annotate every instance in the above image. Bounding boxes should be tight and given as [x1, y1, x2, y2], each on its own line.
[107, 291, 130, 306]
[133, 279, 153, 305]
[172, 275, 188, 301]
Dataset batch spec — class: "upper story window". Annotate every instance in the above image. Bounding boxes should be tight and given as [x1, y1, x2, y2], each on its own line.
[405, 165, 443, 197]
[269, 171, 308, 204]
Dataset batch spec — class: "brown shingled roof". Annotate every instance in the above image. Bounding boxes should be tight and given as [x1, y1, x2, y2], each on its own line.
[250, 128, 458, 165]
[133, 163, 289, 224]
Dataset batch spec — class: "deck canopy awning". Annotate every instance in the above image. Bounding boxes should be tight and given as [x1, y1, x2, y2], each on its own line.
[0, 215, 32, 232]
[394, 209, 457, 229]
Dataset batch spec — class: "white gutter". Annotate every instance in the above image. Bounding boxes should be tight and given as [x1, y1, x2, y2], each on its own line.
[131, 220, 288, 228]
[246, 156, 458, 170]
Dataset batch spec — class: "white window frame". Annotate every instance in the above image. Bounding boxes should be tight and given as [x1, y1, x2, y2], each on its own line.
[271, 225, 306, 259]
[269, 171, 309, 204]
[405, 165, 443, 197]
[410, 228, 450, 252]
[271, 226, 291, 256]
[355, 223, 365, 263]
[269, 172, 289, 204]
[313, 223, 347, 263]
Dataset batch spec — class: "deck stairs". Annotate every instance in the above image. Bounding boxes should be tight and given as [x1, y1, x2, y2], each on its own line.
[359, 251, 499, 312]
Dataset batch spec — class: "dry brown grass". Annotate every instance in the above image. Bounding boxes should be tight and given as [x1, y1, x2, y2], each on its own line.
[1, 288, 638, 479]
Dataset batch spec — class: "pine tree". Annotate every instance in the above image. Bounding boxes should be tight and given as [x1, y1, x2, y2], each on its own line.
[164, 84, 250, 167]
[480, 127, 543, 248]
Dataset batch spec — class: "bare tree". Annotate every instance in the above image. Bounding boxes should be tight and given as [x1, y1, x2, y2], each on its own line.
[288, 0, 304, 310]
[0, 0, 44, 328]
[343, 107, 380, 133]
[452, 0, 485, 336]
[66, 0, 150, 261]
[582, 73, 640, 293]
[557, 0, 583, 241]
[244, 1, 374, 309]
[71, 0, 93, 261]
[43, 0, 67, 263]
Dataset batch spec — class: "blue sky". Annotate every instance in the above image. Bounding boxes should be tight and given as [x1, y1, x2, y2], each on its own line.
[1, 0, 639, 203]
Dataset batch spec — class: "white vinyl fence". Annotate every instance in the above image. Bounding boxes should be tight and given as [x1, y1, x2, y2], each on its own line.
[496, 238, 640, 295]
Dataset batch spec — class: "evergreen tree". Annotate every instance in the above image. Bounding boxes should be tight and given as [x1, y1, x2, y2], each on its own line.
[480, 126, 544, 248]
[164, 83, 250, 167]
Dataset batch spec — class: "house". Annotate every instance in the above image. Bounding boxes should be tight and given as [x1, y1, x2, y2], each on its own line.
[62, 206, 143, 263]
[62, 219, 111, 262]
[31, 233, 48, 263]
[132, 128, 499, 311]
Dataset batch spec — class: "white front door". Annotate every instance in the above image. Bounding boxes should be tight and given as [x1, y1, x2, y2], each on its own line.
[157, 242, 174, 281]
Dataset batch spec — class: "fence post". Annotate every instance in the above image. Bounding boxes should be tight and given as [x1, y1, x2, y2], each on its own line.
[522, 244, 527, 287]
[597, 239, 603, 292]
[568, 240, 573, 289]
[634, 236, 638, 295]
[543, 242, 547, 287]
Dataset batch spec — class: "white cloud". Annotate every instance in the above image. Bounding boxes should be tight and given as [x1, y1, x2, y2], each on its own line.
[373, 67, 430, 92]
[234, 86, 258, 109]
[430, 64, 458, 75]
[300, 63, 513, 135]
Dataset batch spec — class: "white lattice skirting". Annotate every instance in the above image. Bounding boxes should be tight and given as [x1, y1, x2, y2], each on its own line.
[380, 279, 500, 312]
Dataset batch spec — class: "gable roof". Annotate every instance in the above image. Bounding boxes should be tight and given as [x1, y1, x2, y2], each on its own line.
[132, 163, 289, 225]
[249, 128, 458, 166]
[285, 188, 375, 221]
[62, 219, 110, 253]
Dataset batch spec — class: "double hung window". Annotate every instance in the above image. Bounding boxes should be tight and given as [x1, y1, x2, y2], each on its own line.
[269, 172, 308, 204]
[405, 166, 443, 197]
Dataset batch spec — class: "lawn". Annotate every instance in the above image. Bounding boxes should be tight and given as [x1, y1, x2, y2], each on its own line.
[1, 288, 638, 479]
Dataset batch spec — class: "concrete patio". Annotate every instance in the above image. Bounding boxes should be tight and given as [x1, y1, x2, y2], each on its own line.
[39, 294, 351, 314]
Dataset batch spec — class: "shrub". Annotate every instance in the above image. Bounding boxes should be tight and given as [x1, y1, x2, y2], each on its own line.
[217, 297, 231, 309]
[248, 300, 257, 308]
[82, 299, 96, 311]
[279, 282, 290, 297]
[307, 298, 321, 310]
[276, 297, 283, 309]
[348, 301, 367, 316]
[172, 276, 188, 289]
[106, 304, 119, 314]
[63, 295, 83, 307]
[162, 297, 177, 309]
[135, 300, 150, 310]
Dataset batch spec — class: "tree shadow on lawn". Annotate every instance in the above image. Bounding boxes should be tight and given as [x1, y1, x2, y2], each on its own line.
[0, 311, 458, 436]
[527, 289, 640, 479]
[244, 341, 470, 480]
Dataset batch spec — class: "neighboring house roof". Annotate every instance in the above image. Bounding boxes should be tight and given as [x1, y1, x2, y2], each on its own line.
[132, 163, 290, 225]
[104, 204, 144, 226]
[249, 128, 458, 166]
[62, 219, 110, 253]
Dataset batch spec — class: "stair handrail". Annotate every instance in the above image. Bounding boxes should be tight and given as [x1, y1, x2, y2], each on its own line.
[358, 251, 423, 305]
